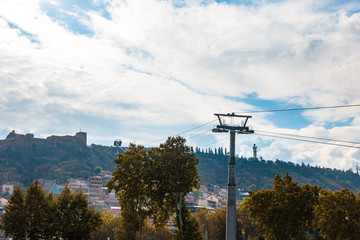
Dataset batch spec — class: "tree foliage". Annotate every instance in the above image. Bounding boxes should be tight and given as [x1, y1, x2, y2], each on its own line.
[248, 172, 320, 240]
[194, 203, 257, 240]
[195, 151, 360, 192]
[237, 200, 257, 240]
[135, 221, 173, 240]
[206, 208, 226, 240]
[1, 183, 101, 240]
[174, 203, 202, 240]
[107, 143, 148, 240]
[43, 193, 59, 239]
[25, 181, 48, 240]
[107, 137, 200, 239]
[91, 209, 121, 240]
[314, 189, 360, 240]
[1, 188, 26, 240]
[57, 187, 102, 240]
[147, 136, 200, 237]
[0, 143, 119, 185]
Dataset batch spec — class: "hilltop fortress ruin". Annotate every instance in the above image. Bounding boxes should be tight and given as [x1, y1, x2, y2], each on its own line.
[0, 130, 87, 147]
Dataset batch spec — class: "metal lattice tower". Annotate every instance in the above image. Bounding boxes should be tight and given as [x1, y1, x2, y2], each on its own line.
[212, 113, 254, 240]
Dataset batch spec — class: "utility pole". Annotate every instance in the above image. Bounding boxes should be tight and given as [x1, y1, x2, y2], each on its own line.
[212, 113, 254, 240]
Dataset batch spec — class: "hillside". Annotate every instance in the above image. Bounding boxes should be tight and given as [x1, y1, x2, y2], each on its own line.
[1, 143, 360, 192]
[196, 151, 360, 192]
[0, 143, 120, 185]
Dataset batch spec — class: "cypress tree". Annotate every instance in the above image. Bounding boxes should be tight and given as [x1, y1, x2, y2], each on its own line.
[1, 188, 26, 240]
[25, 181, 48, 240]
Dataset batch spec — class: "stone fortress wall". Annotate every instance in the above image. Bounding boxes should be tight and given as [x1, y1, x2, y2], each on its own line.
[0, 130, 87, 147]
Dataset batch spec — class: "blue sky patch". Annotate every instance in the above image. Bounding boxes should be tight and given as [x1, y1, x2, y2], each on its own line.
[40, 0, 111, 36]
[213, 0, 285, 6]
[323, 117, 355, 129]
[230, 95, 312, 129]
[347, 8, 360, 17]
[316, 0, 360, 13]
[7, 22, 40, 44]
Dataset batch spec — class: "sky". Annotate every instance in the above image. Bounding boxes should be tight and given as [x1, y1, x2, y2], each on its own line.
[1, 0, 360, 171]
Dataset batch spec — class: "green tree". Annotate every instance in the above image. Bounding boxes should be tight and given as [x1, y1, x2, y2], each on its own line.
[25, 181, 49, 240]
[57, 187, 102, 240]
[207, 208, 226, 240]
[43, 193, 60, 239]
[144, 146, 170, 227]
[0, 188, 26, 240]
[135, 221, 173, 240]
[314, 189, 360, 240]
[145, 136, 200, 237]
[194, 208, 211, 239]
[94, 166, 103, 175]
[237, 200, 257, 240]
[107, 143, 148, 240]
[91, 209, 120, 240]
[248, 172, 320, 240]
[174, 203, 202, 240]
[195, 204, 257, 240]
[194, 207, 227, 240]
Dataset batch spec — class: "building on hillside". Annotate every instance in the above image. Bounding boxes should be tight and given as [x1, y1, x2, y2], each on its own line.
[101, 171, 113, 186]
[34, 179, 55, 193]
[91, 200, 109, 211]
[104, 198, 119, 207]
[108, 189, 116, 198]
[199, 185, 211, 198]
[67, 178, 89, 187]
[49, 183, 61, 196]
[110, 206, 121, 216]
[198, 195, 221, 210]
[217, 188, 227, 197]
[185, 194, 196, 206]
[67, 178, 89, 196]
[69, 185, 89, 195]
[238, 190, 250, 200]
[34, 179, 55, 187]
[89, 176, 103, 202]
[1, 185, 13, 199]
[90, 199, 120, 215]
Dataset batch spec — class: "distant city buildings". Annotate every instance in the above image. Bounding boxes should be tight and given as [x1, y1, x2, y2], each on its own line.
[0, 171, 247, 220]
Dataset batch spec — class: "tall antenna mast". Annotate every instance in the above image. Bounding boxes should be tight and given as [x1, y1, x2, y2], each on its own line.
[212, 113, 254, 240]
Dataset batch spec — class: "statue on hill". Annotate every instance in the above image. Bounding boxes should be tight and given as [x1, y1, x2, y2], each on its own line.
[253, 144, 257, 160]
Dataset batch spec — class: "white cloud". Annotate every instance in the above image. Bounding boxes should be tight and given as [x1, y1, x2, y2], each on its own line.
[0, 0, 360, 170]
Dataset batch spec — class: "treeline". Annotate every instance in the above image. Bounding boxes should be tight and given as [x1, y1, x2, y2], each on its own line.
[0, 181, 101, 239]
[0, 143, 119, 185]
[195, 172, 360, 240]
[196, 151, 360, 192]
[194, 146, 228, 155]
[246, 172, 360, 239]
[2, 141, 360, 192]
